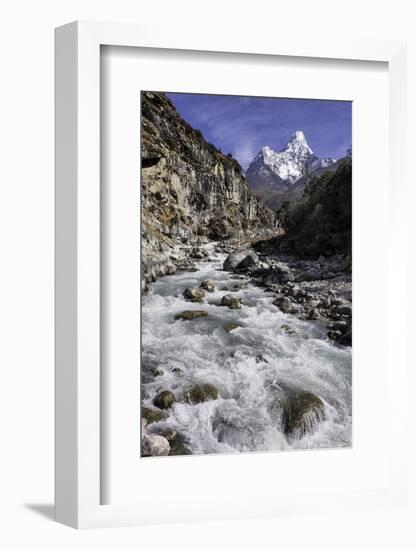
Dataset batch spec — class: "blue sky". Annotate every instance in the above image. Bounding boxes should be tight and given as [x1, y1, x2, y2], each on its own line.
[167, 92, 352, 169]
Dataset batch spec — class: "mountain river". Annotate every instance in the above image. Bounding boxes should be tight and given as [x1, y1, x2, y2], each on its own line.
[141, 244, 352, 455]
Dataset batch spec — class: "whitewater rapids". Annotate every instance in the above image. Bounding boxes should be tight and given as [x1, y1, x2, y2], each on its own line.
[141, 246, 352, 455]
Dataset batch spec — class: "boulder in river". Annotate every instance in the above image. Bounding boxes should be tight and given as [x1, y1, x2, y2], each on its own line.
[282, 391, 326, 438]
[223, 249, 259, 272]
[221, 294, 242, 309]
[175, 310, 208, 321]
[185, 383, 219, 404]
[200, 279, 215, 292]
[142, 433, 170, 457]
[167, 432, 192, 456]
[273, 296, 292, 313]
[183, 287, 205, 302]
[142, 407, 168, 424]
[223, 322, 243, 332]
[153, 390, 176, 409]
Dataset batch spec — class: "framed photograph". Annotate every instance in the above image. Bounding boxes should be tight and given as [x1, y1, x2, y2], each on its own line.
[55, 21, 408, 528]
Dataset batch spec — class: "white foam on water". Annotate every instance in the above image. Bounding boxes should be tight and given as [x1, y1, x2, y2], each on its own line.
[142, 250, 352, 455]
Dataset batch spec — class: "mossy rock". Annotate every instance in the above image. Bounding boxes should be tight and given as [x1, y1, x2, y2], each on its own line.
[200, 279, 215, 292]
[183, 287, 205, 302]
[153, 390, 176, 409]
[142, 407, 168, 425]
[223, 322, 243, 332]
[274, 296, 292, 313]
[221, 294, 241, 309]
[175, 310, 208, 321]
[169, 434, 192, 456]
[282, 391, 325, 438]
[185, 383, 219, 404]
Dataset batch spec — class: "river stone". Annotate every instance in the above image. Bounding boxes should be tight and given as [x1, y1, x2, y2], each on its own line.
[282, 391, 326, 438]
[175, 310, 208, 321]
[273, 296, 292, 313]
[223, 322, 243, 332]
[142, 407, 168, 425]
[338, 327, 352, 346]
[221, 294, 241, 309]
[200, 279, 215, 292]
[185, 383, 219, 404]
[183, 287, 205, 302]
[307, 308, 321, 320]
[153, 390, 176, 409]
[142, 433, 170, 457]
[335, 303, 352, 316]
[299, 269, 322, 281]
[168, 432, 192, 456]
[223, 249, 259, 272]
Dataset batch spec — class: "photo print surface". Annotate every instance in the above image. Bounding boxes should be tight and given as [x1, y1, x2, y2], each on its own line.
[140, 91, 352, 457]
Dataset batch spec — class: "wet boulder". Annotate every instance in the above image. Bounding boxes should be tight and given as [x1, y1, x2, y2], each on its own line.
[221, 294, 242, 309]
[223, 322, 243, 332]
[282, 391, 326, 438]
[142, 407, 168, 424]
[153, 390, 176, 409]
[185, 383, 219, 404]
[167, 432, 192, 456]
[263, 266, 294, 285]
[183, 287, 205, 302]
[175, 310, 208, 321]
[273, 296, 292, 313]
[200, 279, 215, 292]
[142, 433, 170, 457]
[223, 249, 259, 272]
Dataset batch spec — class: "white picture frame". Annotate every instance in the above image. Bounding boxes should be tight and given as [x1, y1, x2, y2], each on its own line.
[55, 20, 407, 529]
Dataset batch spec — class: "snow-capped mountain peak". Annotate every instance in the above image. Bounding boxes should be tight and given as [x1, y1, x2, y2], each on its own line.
[246, 130, 336, 187]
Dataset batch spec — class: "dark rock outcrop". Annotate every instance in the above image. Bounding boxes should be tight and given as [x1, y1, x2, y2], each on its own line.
[141, 92, 276, 288]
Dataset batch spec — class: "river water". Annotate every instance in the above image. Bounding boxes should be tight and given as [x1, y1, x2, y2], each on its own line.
[141, 245, 352, 455]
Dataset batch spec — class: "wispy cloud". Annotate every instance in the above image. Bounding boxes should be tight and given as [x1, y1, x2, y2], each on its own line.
[167, 92, 352, 169]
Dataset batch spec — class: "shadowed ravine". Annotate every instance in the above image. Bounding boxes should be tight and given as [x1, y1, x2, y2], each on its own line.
[141, 244, 352, 456]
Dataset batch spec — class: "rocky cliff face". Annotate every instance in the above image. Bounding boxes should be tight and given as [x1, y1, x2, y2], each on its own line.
[141, 92, 276, 286]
